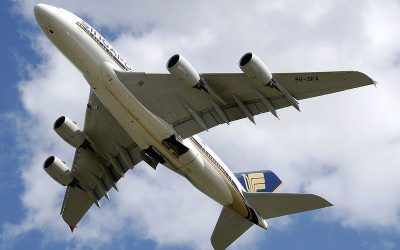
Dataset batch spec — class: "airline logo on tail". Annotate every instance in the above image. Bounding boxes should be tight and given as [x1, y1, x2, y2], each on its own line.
[235, 170, 282, 193]
[242, 172, 266, 192]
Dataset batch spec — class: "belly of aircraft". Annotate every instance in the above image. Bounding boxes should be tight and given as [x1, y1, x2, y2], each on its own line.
[187, 138, 255, 220]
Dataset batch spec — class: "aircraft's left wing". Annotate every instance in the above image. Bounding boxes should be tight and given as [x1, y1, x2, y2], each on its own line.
[115, 70, 374, 139]
[60, 91, 142, 229]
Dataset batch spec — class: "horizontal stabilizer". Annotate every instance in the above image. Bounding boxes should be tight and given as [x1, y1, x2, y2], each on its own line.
[211, 207, 253, 250]
[243, 192, 332, 219]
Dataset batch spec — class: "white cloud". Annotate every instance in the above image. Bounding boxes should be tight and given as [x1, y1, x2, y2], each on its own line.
[3, 0, 400, 249]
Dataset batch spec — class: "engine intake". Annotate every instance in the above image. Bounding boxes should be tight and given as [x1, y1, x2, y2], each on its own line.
[54, 116, 86, 148]
[43, 156, 73, 186]
[239, 52, 273, 86]
[166, 54, 201, 88]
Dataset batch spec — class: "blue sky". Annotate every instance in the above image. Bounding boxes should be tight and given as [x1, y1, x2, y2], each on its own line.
[1, 0, 400, 249]
[0, 0, 28, 228]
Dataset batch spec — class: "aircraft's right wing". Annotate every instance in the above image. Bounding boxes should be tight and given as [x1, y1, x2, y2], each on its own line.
[116, 70, 375, 139]
[60, 90, 142, 229]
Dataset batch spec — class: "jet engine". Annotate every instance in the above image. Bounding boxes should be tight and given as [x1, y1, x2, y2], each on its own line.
[54, 116, 86, 148]
[239, 52, 274, 86]
[43, 156, 73, 186]
[167, 54, 202, 88]
[239, 52, 300, 111]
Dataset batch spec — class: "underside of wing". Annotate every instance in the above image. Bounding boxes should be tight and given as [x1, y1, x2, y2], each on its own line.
[211, 207, 253, 250]
[61, 186, 92, 229]
[272, 71, 375, 100]
[115, 70, 374, 139]
[243, 192, 333, 219]
[60, 91, 142, 229]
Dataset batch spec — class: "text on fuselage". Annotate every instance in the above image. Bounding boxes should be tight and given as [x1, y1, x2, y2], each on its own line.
[76, 21, 132, 71]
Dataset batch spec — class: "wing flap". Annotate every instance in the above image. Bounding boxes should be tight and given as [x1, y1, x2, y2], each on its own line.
[243, 192, 333, 219]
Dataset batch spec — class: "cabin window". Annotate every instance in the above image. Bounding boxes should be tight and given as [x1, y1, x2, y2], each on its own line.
[47, 24, 55, 34]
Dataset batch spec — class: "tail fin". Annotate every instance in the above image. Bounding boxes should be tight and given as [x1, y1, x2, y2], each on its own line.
[211, 207, 253, 250]
[235, 170, 282, 193]
[243, 192, 333, 219]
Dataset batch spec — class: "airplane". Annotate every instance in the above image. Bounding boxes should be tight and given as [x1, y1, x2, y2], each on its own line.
[34, 3, 375, 249]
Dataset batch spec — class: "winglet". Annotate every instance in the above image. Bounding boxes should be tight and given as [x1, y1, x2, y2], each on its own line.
[372, 79, 378, 87]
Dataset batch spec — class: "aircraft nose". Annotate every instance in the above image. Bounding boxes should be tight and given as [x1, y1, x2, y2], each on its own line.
[34, 4, 59, 25]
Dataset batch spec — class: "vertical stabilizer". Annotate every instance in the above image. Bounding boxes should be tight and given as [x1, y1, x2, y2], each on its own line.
[235, 170, 282, 193]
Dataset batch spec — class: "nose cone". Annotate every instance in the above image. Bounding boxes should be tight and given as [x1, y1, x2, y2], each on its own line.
[34, 4, 59, 26]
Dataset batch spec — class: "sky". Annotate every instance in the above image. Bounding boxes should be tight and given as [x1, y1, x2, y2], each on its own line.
[1, 0, 400, 249]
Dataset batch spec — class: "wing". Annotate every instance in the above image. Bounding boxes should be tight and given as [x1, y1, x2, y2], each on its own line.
[61, 90, 142, 229]
[115, 70, 374, 139]
[243, 192, 332, 219]
[211, 207, 253, 250]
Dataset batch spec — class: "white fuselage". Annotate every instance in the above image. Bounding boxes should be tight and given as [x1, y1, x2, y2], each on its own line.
[34, 4, 266, 228]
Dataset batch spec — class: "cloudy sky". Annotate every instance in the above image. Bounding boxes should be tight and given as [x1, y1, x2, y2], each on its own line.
[1, 0, 400, 249]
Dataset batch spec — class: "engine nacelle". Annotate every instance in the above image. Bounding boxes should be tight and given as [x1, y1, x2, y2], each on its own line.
[43, 156, 73, 186]
[54, 116, 86, 148]
[167, 54, 201, 87]
[239, 52, 273, 85]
